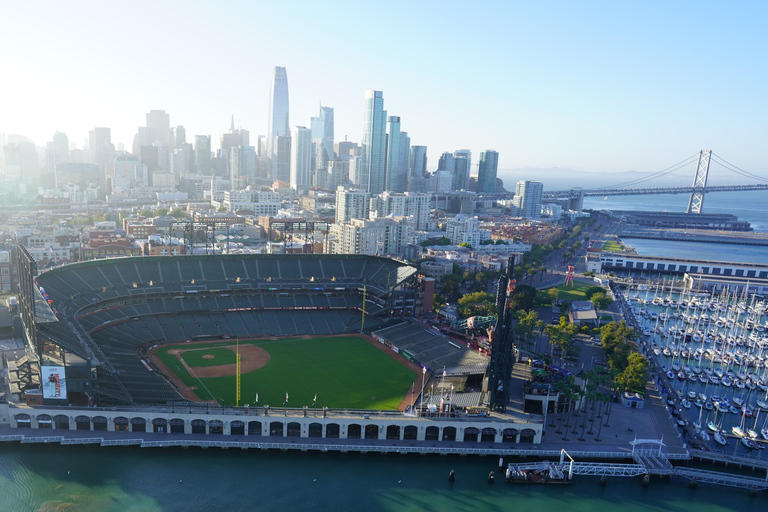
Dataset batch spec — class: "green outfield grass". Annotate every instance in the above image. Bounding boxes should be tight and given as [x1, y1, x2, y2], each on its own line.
[180, 347, 238, 367]
[154, 336, 417, 410]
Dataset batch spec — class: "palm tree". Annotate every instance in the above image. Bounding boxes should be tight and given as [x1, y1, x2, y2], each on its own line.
[594, 393, 611, 441]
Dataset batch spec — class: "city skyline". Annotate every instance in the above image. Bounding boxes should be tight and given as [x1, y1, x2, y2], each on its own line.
[1, 1, 766, 176]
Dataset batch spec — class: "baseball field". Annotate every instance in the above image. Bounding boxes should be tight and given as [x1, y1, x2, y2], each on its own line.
[151, 335, 419, 410]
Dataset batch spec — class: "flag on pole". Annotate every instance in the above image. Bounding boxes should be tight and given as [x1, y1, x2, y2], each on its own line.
[443, 367, 446, 378]
[313, 393, 317, 402]
[286, 392, 289, 402]
[255, 393, 259, 402]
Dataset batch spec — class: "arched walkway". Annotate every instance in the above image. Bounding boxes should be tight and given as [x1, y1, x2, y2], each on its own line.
[191, 419, 206, 434]
[231, 420, 245, 436]
[76, 415, 91, 431]
[36, 414, 52, 429]
[404, 425, 418, 440]
[15, 413, 31, 428]
[442, 426, 456, 441]
[481, 427, 497, 443]
[308, 423, 323, 438]
[248, 421, 262, 436]
[54, 414, 70, 430]
[425, 426, 439, 441]
[286, 422, 301, 437]
[326, 423, 340, 438]
[502, 428, 519, 443]
[347, 424, 362, 439]
[130, 417, 147, 433]
[386, 425, 400, 440]
[92, 416, 108, 431]
[169, 418, 185, 434]
[209, 420, 224, 435]
[463, 427, 480, 442]
[364, 424, 379, 440]
[269, 421, 284, 437]
[152, 418, 168, 433]
[520, 428, 536, 443]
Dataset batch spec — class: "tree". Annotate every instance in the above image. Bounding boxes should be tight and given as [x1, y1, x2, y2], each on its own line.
[508, 284, 537, 312]
[547, 288, 559, 304]
[436, 237, 451, 246]
[539, 265, 547, 282]
[584, 286, 605, 300]
[458, 291, 495, 318]
[458, 242, 472, 249]
[590, 292, 613, 310]
[514, 310, 539, 349]
[440, 280, 460, 303]
[616, 353, 649, 392]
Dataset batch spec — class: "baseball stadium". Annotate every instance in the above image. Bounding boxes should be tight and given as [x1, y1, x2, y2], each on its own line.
[3, 250, 540, 446]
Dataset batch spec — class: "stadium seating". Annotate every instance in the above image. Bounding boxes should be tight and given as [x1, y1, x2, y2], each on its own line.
[32, 254, 417, 405]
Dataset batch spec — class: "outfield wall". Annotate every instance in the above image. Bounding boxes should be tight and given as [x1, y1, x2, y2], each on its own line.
[1, 402, 542, 444]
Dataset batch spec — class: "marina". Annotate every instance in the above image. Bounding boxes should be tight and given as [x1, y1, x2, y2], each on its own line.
[619, 280, 768, 457]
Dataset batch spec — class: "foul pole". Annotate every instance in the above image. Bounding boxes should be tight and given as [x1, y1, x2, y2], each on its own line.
[361, 285, 367, 332]
[236, 337, 241, 406]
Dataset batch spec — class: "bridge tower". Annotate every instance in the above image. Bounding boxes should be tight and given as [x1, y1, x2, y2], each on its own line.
[685, 150, 712, 214]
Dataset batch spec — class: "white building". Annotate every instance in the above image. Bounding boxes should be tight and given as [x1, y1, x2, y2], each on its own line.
[213, 189, 281, 215]
[370, 191, 430, 231]
[330, 217, 409, 256]
[445, 214, 491, 247]
[335, 187, 371, 223]
[289, 126, 313, 192]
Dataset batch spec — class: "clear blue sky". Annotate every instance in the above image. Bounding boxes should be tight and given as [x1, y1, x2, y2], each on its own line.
[1, 0, 766, 176]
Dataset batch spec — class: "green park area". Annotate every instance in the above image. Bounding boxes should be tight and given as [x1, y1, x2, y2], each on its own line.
[554, 282, 592, 301]
[601, 240, 622, 252]
[154, 336, 417, 410]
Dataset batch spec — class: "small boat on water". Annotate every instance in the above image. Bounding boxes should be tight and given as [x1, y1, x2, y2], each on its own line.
[714, 431, 728, 446]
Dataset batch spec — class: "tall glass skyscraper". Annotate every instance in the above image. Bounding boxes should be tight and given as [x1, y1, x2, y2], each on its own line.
[267, 66, 290, 177]
[477, 150, 499, 193]
[359, 90, 387, 194]
[385, 116, 409, 193]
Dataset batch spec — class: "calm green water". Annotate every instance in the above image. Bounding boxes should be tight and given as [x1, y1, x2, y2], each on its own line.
[0, 444, 765, 512]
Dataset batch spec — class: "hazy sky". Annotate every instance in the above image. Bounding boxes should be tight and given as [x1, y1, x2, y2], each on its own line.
[1, 0, 766, 176]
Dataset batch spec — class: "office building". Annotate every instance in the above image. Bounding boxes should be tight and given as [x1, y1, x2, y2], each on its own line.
[359, 90, 387, 193]
[477, 150, 499, 193]
[384, 116, 409, 193]
[194, 135, 211, 174]
[267, 66, 290, 177]
[335, 187, 371, 223]
[514, 180, 544, 218]
[290, 126, 313, 192]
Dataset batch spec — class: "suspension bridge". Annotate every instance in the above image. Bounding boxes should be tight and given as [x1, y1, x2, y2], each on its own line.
[482, 151, 768, 214]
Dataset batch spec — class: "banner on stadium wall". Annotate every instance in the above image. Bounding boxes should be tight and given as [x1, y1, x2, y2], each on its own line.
[400, 350, 415, 363]
[391, 345, 399, 354]
[42, 366, 67, 399]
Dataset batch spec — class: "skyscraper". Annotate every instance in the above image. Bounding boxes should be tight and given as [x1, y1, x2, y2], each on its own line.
[514, 180, 544, 218]
[359, 90, 387, 194]
[194, 135, 211, 174]
[409, 146, 427, 178]
[384, 116, 408, 193]
[477, 150, 499, 193]
[290, 126, 312, 192]
[267, 66, 289, 177]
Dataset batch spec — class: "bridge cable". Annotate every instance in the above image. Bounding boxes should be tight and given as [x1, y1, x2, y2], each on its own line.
[597, 153, 699, 189]
[710, 153, 768, 182]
